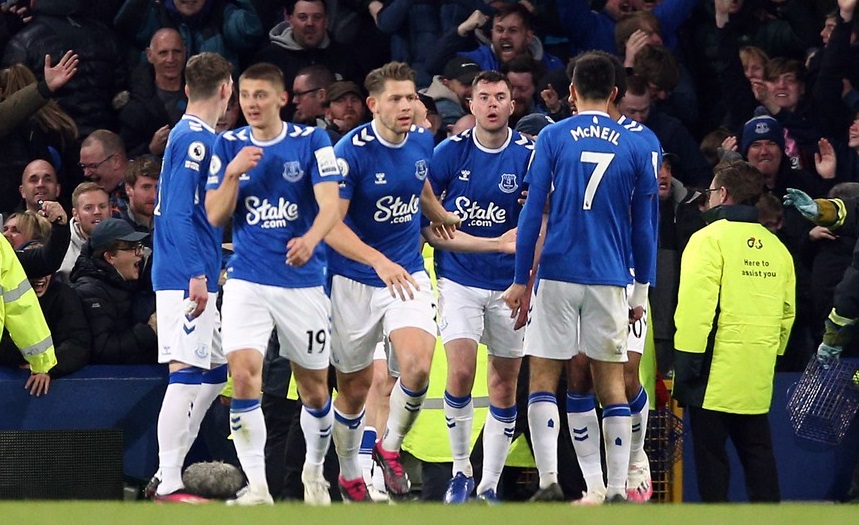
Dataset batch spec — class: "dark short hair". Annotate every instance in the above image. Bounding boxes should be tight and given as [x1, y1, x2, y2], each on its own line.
[764, 57, 805, 83]
[712, 160, 764, 206]
[575, 50, 626, 101]
[472, 70, 512, 93]
[286, 0, 326, 15]
[571, 52, 615, 101]
[294, 64, 336, 91]
[494, 3, 533, 30]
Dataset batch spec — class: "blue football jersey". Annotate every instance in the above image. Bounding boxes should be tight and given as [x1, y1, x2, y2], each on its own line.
[206, 123, 342, 288]
[153, 115, 223, 293]
[515, 111, 657, 287]
[618, 115, 661, 285]
[430, 127, 533, 290]
[328, 121, 434, 287]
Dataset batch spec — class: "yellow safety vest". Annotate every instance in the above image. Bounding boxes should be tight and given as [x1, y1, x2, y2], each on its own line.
[0, 235, 55, 374]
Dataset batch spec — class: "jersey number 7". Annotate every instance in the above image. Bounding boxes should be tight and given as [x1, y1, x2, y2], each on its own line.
[581, 151, 615, 210]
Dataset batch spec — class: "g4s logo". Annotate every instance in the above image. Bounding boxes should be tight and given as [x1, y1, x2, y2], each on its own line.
[747, 237, 763, 249]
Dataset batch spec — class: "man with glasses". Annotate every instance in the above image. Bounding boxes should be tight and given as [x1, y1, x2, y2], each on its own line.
[674, 160, 794, 502]
[79, 130, 131, 217]
[69, 218, 156, 365]
[292, 65, 335, 127]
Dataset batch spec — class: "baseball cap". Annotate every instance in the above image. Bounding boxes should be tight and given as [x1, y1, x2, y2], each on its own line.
[443, 56, 481, 84]
[515, 113, 555, 137]
[325, 81, 363, 106]
[662, 151, 680, 166]
[89, 218, 148, 252]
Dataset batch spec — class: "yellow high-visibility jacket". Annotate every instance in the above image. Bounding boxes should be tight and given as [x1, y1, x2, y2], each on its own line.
[1, 235, 56, 374]
[674, 206, 795, 414]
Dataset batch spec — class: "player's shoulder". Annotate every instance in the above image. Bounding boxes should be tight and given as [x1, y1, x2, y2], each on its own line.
[218, 125, 253, 145]
[285, 121, 319, 140]
[408, 124, 435, 150]
[337, 122, 375, 151]
[434, 127, 472, 155]
[509, 129, 535, 152]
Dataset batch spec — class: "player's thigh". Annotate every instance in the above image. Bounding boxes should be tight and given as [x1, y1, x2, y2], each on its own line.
[483, 289, 524, 359]
[156, 289, 219, 368]
[437, 278, 485, 345]
[580, 284, 628, 364]
[330, 275, 385, 374]
[220, 279, 274, 355]
[272, 286, 331, 371]
[524, 279, 581, 361]
[382, 271, 438, 339]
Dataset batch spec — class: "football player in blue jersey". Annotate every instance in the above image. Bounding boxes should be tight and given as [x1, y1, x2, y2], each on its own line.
[562, 52, 662, 505]
[503, 52, 658, 504]
[424, 70, 530, 504]
[205, 63, 342, 506]
[150, 52, 233, 503]
[324, 62, 460, 501]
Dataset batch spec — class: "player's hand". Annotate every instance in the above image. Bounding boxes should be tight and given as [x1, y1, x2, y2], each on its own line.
[629, 305, 645, 324]
[25, 373, 50, 397]
[429, 212, 461, 240]
[286, 236, 316, 267]
[227, 146, 263, 179]
[43, 50, 78, 92]
[373, 258, 420, 301]
[149, 125, 170, 156]
[783, 188, 820, 220]
[187, 276, 208, 319]
[502, 282, 527, 318]
[38, 200, 67, 225]
[513, 272, 536, 330]
[498, 227, 517, 254]
[517, 189, 528, 206]
[814, 138, 837, 180]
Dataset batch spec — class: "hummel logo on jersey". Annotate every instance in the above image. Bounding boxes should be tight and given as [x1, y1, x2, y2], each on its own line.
[458, 170, 470, 181]
[352, 127, 376, 147]
[223, 129, 249, 141]
[375, 172, 387, 184]
[239, 173, 250, 181]
[289, 124, 314, 137]
[514, 135, 534, 150]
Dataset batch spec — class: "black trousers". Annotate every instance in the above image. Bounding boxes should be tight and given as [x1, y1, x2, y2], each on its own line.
[688, 406, 780, 502]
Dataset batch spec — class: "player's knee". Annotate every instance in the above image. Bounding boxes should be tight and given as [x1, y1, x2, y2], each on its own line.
[447, 366, 476, 394]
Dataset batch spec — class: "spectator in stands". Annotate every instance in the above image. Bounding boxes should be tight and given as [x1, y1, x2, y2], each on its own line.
[216, 87, 241, 133]
[323, 80, 366, 140]
[502, 56, 545, 127]
[700, 128, 734, 168]
[0, 240, 90, 379]
[427, 4, 563, 78]
[292, 64, 335, 126]
[119, 28, 188, 158]
[631, 43, 698, 126]
[618, 75, 712, 186]
[650, 152, 704, 374]
[421, 56, 479, 131]
[368, 0, 442, 87]
[2, 0, 125, 137]
[59, 182, 110, 279]
[3, 212, 51, 250]
[114, 0, 265, 72]
[557, 0, 698, 55]
[70, 218, 156, 364]
[79, 130, 130, 216]
[253, 0, 362, 114]
[4, 202, 70, 280]
[0, 234, 56, 396]
[18, 160, 61, 214]
[0, 55, 79, 215]
[120, 155, 160, 237]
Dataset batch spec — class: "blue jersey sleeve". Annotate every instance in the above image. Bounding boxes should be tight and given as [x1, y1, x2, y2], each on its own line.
[206, 133, 232, 192]
[334, 136, 360, 201]
[308, 128, 342, 185]
[430, 136, 458, 196]
[162, 130, 209, 278]
[515, 136, 550, 284]
[631, 150, 658, 285]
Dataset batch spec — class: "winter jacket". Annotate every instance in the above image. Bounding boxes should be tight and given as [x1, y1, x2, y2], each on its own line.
[69, 244, 157, 364]
[119, 63, 186, 158]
